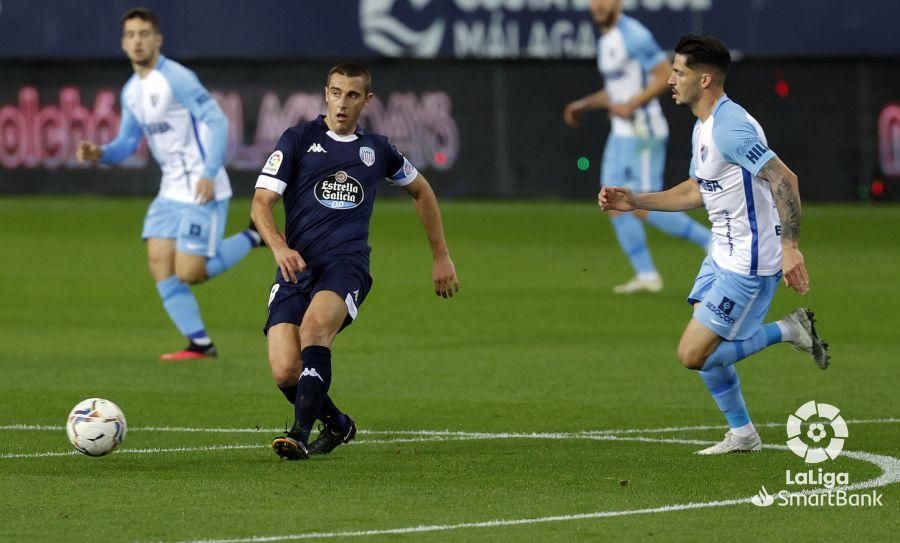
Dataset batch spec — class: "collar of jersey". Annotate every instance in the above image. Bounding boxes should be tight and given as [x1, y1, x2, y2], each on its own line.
[315, 114, 365, 141]
[711, 94, 731, 118]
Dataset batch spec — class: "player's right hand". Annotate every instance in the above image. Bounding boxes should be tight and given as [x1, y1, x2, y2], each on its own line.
[598, 186, 636, 212]
[76, 141, 102, 162]
[563, 102, 585, 128]
[274, 246, 306, 283]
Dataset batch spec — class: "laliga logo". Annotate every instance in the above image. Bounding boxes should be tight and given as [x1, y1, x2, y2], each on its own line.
[786, 401, 848, 464]
[360, 0, 445, 58]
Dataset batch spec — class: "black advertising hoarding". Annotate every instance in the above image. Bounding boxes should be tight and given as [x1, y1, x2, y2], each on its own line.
[1, 59, 899, 200]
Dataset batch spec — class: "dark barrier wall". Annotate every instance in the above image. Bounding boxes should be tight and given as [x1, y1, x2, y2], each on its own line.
[2, 59, 899, 200]
[2, 0, 899, 60]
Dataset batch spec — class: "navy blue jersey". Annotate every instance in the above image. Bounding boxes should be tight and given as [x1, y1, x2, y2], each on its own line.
[255, 115, 418, 265]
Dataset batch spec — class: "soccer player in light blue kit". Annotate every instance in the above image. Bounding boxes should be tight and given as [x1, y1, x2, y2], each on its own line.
[77, 8, 261, 360]
[565, 0, 710, 294]
[600, 35, 830, 454]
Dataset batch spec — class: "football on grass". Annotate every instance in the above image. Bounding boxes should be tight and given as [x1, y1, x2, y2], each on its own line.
[65, 398, 127, 456]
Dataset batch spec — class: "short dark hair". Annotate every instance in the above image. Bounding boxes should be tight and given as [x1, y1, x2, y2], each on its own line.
[121, 7, 160, 32]
[674, 35, 730, 76]
[326, 63, 372, 93]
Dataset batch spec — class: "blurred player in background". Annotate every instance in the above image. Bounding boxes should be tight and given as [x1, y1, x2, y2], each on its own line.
[252, 63, 459, 460]
[600, 35, 830, 454]
[77, 8, 261, 360]
[564, 0, 710, 294]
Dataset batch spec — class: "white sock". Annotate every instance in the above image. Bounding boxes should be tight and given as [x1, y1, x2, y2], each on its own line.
[731, 422, 756, 438]
[191, 336, 212, 347]
[776, 320, 794, 343]
[637, 272, 661, 282]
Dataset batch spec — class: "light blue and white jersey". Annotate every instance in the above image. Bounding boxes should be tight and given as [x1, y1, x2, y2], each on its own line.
[597, 14, 668, 139]
[690, 95, 781, 277]
[101, 55, 231, 203]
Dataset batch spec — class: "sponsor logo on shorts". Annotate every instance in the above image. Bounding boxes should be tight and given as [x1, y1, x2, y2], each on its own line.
[314, 171, 365, 210]
[262, 150, 283, 175]
[705, 296, 736, 325]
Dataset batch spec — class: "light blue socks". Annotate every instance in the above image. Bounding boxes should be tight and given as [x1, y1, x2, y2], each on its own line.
[156, 276, 207, 338]
[610, 213, 657, 275]
[646, 211, 711, 249]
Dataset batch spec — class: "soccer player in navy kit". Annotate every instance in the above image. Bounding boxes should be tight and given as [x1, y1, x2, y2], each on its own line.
[251, 63, 459, 460]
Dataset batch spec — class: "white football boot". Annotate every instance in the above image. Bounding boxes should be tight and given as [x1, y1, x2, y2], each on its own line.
[612, 275, 663, 294]
[695, 431, 762, 455]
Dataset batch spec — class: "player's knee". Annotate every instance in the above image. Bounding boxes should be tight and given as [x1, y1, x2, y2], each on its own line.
[175, 265, 207, 285]
[269, 362, 298, 387]
[677, 345, 707, 370]
[299, 322, 336, 349]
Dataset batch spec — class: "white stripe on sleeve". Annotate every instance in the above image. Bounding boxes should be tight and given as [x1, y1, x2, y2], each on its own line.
[255, 174, 287, 195]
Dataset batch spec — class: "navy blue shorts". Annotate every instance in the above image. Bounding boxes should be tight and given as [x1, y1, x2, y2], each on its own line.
[263, 257, 373, 336]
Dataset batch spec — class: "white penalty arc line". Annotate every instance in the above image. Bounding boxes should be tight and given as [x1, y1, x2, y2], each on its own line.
[148, 436, 900, 543]
[3, 417, 899, 436]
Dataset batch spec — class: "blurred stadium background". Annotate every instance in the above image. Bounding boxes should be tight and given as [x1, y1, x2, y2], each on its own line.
[2, 0, 899, 201]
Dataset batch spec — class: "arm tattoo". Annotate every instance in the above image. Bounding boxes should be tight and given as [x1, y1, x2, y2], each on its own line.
[761, 160, 801, 242]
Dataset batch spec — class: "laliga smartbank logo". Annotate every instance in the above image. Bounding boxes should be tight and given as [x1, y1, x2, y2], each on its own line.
[750, 401, 883, 508]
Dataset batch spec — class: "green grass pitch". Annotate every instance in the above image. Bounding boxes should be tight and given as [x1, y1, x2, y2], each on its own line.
[0, 197, 897, 542]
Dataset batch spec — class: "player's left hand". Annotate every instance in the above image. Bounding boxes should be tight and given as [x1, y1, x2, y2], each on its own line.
[433, 254, 459, 299]
[781, 244, 810, 294]
[609, 100, 637, 119]
[195, 177, 215, 205]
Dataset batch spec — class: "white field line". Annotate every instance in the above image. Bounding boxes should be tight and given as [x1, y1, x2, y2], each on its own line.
[2, 417, 898, 435]
[146, 435, 900, 543]
[3, 422, 898, 541]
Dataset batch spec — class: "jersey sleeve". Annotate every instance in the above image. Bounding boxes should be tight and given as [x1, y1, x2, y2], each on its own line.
[100, 95, 143, 165]
[161, 62, 229, 179]
[255, 129, 302, 195]
[384, 143, 418, 187]
[712, 113, 777, 176]
[688, 121, 700, 179]
[620, 19, 667, 72]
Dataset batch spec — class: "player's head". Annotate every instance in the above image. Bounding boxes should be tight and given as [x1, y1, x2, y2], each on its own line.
[589, 0, 622, 28]
[324, 63, 374, 136]
[121, 7, 162, 67]
[668, 35, 730, 107]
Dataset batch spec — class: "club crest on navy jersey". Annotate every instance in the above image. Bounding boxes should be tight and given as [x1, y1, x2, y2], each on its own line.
[359, 146, 375, 167]
[315, 170, 364, 210]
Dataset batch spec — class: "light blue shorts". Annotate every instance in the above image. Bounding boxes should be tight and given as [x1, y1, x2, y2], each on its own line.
[601, 136, 666, 193]
[142, 196, 229, 257]
[687, 256, 781, 341]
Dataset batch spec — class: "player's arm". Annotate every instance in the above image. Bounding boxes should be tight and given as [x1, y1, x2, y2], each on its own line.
[250, 188, 305, 283]
[610, 59, 671, 118]
[167, 66, 229, 203]
[401, 174, 459, 299]
[563, 89, 610, 128]
[252, 129, 305, 283]
[757, 156, 809, 294]
[599, 178, 702, 212]
[76, 101, 142, 164]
